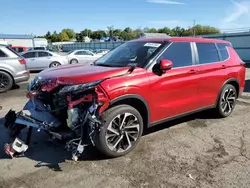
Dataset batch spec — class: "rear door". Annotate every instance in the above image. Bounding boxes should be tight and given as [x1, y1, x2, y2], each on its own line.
[37, 51, 53, 69]
[22, 52, 37, 70]
[194, 42, 229, 107]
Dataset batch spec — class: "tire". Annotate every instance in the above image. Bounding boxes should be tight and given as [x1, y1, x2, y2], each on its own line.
[49, 62, 61, 68]
[0, 71, 13, 93]
[70, 59, 78, 64]
[95, 105, 144, 158]
[215, 84, 237, 118]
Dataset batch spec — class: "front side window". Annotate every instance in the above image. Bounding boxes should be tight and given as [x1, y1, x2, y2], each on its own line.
[75, 51, 92, 55]
[196, 43, 219, 64]
[157, 42, 193, 68]
[95, 41, 165, 67]
[217, 43, 230, 61]
[38, 51, 51, 57]
[22, 52, 36, 58]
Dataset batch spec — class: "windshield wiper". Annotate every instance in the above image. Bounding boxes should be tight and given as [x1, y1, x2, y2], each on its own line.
[94, 63, 114, 67]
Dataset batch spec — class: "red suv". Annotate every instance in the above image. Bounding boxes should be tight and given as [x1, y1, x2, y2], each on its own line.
[4, 37, 246, 160]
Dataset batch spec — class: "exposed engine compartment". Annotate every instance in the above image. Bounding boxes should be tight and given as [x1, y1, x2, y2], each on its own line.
[4, 76, 110, 161]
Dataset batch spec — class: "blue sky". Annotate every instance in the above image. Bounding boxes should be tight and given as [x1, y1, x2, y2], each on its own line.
[1, 0, 250, 35]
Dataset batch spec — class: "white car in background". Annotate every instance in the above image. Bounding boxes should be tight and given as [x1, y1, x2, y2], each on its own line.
[93, 49, 110, 56]
[67, 49, 103, 64]
[20, 50, 69, 71]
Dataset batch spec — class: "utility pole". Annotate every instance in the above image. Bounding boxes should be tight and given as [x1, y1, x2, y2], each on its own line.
[193, 20, 196, 37]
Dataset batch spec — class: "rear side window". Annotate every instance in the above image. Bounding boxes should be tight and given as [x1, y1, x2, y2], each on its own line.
[196, 43, 219, 64]
[158, 42, 193, 68]
[217, 43, 230, 61]
[22, 52, 36, 58]
[0, 49, 7, 57]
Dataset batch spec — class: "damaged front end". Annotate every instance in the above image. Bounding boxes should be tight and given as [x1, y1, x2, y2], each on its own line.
[4, 76, 109, 161]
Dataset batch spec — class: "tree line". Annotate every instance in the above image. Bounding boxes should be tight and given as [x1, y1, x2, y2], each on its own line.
[40, 25, 221, 43]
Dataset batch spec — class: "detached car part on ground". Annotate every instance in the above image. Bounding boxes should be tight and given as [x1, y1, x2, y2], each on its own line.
[3, 37, 246, 161]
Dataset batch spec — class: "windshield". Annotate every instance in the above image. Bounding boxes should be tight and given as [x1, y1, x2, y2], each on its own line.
[94, 41, 165, 67]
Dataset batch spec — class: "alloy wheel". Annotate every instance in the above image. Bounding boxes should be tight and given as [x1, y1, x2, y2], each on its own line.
[0, 73, 10, 90]
[51, 62, 60, 67]
[105, 112, 140, 153]
[220, 88, 236, 115]
[71, 59, 78, 64]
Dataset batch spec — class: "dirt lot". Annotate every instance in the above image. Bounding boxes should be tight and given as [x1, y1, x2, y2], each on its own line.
[0, 69, 250, 188]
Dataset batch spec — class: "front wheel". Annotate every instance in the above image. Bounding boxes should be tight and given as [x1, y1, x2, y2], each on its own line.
[216, 84, 237, 118]
[95, 105, 143, 158]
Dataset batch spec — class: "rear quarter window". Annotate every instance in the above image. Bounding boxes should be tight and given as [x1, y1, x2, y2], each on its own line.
[216, 43, 230, 61]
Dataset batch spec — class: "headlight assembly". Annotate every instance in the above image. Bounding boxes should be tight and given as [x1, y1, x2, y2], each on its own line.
[58, 80, 103, 94]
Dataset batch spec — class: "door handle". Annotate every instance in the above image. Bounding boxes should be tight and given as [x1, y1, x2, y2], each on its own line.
[188, 69, 198, 74]
[221, 65, 226, 69]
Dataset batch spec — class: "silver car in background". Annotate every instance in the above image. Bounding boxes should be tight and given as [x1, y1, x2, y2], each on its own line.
[20, 50, 69, 71]
[67, 49, 102, 64]
[0, 44, 30, 93]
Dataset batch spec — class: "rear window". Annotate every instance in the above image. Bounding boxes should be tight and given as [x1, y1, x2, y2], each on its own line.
[196, 43, 220, 64]
[216, 43, 230, 61]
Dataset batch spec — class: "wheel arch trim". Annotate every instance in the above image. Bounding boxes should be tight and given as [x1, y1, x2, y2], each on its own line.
[109, 94, 150, 127]
[216, 78, 240, 104]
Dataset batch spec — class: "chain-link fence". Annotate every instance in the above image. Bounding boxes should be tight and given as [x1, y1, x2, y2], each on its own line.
[62, 41, 125, 52]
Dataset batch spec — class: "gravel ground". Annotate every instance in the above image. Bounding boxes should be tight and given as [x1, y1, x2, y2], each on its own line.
[0, 69, 250, 188]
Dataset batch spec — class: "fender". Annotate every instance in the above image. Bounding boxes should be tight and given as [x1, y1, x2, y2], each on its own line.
[0, 67, 14, 77]
[110, 94, 150, 127]
[216, 78, 240, 105]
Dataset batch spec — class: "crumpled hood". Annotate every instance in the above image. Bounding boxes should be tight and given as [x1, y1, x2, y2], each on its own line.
[39, 64, 130, 85]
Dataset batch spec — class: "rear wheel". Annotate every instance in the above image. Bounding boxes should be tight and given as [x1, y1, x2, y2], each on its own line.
[216, 84, 237, 118]
[95, 105, 143, 158]
[49, 62, 61, 68]
[0, 71, 13, 93]
[70, 59, 78, 64]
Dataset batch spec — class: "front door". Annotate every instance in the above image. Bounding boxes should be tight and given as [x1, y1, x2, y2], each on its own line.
[75, 51, 92, 64]
[148, 42, 201, 123]
[36, 51, 53, 69]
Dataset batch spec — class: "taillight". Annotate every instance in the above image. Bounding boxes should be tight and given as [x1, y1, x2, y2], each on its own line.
[240, 62, 246, 67]
[19, 59, 26, 64]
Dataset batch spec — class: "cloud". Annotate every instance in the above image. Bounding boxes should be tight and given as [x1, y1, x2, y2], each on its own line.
[224, 0, 249, 23]
[220, 0, 250, 30]
[146, 0, 185, 5]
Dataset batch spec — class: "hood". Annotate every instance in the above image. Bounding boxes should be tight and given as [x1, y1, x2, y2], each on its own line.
[39, 64, 131, 85]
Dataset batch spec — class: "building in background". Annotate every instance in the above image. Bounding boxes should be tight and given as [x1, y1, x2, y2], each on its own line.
[0, 34, 35, 48]
[34, 38, 48, 48]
